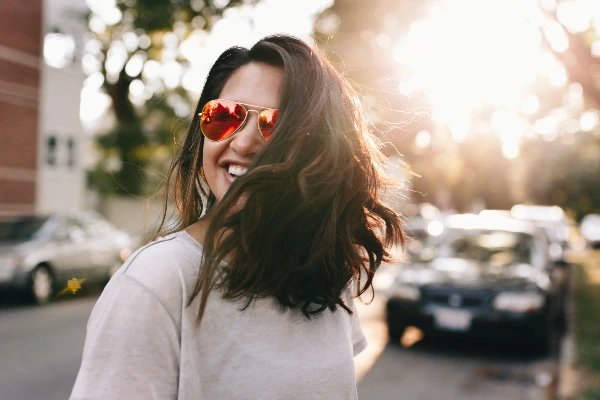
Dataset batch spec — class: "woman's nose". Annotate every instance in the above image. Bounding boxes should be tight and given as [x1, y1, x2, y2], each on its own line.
[229, 111, 266, 156]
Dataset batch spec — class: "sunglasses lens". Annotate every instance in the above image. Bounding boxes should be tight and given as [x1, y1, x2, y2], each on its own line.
[258, 109, 279, 141]
[201, 100, 247, 141]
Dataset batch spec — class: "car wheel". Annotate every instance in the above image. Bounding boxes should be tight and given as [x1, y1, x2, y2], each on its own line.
[29, 265, 54, 305]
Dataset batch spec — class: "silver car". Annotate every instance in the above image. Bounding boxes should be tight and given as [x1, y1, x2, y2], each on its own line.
[0, 211, 134, 304]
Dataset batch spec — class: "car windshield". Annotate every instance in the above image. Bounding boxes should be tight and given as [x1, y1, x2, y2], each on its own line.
[0, 216, 51, 241]
[424, 228, 534, 265]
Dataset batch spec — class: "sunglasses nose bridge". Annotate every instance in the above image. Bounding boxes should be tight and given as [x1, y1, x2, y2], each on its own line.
[235, 109, 265, 140]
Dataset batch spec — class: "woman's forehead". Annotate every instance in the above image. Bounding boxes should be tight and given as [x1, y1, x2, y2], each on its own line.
[219, 63, 284, 109]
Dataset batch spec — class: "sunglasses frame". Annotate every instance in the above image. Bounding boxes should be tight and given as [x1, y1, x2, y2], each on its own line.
[199, 99, 279, 142]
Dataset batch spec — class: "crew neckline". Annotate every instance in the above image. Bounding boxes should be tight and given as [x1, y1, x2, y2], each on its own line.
[178, 230, 204, 252]
[178, 230, 231, 267]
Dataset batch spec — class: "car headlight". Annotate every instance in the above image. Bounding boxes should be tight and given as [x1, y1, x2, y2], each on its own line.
[388, 284, 421, 301]
[493, 292, 545, 312]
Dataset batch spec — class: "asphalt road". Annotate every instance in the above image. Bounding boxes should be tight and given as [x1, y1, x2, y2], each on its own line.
[0, 290, 98, 400]
[0, 286, 560, 400]
[354, 296, 558, 400]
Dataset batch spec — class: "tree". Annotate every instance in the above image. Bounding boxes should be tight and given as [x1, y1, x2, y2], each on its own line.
[85, 0, 257, 196]
[315, 0, 600, 217]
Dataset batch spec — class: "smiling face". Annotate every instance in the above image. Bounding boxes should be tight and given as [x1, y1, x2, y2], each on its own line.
[202, 62, 284, 202]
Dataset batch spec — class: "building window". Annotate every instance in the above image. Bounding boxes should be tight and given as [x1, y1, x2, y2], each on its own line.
[47, 136, 57, 166]
[67, 138, 76, 167]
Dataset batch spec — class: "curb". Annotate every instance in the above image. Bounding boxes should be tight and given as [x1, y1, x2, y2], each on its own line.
[557, 261, 577, 399]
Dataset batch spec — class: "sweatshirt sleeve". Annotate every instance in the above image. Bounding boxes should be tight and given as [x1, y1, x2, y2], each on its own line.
[348, 294, 368, 356]
[342, 283, 368, 357]
[70, 274, 180, 400]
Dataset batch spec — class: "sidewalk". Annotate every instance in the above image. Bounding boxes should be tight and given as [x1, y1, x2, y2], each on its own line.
[558, 250, 600, 399]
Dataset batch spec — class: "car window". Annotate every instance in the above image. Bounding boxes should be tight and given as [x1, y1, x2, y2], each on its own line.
[0, 217, 50, 241]
[79, 214, 115, 237]
[425, 229, 534, 265]
[63, 217, 90, 241]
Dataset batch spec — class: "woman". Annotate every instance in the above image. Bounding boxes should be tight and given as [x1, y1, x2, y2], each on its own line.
[71, 34, 404, 400]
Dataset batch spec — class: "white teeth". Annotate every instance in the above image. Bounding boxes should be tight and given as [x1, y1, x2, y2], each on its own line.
[228, 165, 248, 177]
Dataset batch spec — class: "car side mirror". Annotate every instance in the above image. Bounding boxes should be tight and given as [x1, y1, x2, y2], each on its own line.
[548, 260, 569, 287]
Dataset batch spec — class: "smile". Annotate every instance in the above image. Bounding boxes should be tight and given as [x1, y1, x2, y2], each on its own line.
[228, 164, 248, 177]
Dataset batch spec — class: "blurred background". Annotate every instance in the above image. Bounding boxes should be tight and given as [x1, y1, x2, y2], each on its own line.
[1, 0, 600, 399]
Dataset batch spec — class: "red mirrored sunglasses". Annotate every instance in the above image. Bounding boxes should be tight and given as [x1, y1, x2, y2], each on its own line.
[199, 99, 279, 142]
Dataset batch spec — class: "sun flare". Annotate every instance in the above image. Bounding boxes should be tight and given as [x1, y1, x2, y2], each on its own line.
[394, 0, 581, 156]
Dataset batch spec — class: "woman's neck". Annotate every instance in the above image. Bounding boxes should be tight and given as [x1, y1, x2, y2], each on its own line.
[184, 207, 235, 264]
[184, 212, 212, 247]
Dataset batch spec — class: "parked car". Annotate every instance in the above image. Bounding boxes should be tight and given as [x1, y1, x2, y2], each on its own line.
[510, 205, 575, 263]
[402, 203, 446, 257]
[374, 203, 443, 292]
[481, 206, 574, 264]
[0, 211, 134, 304]
[386, 214, 566, 353]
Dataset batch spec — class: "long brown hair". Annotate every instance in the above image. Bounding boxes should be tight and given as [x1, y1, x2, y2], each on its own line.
[150, 34, 405, 324]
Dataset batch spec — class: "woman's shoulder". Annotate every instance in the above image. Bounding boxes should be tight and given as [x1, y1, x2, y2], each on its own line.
[110, 231, 203, 311]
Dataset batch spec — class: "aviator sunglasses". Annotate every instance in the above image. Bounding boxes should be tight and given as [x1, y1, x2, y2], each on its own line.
[199, 99, 279, 142]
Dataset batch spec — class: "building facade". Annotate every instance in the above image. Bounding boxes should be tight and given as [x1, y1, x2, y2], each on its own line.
[0, 0, 87, 217]
[0, 1, 43, 216]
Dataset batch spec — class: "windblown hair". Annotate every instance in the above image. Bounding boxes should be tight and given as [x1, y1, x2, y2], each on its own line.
[151, 34, 405, 325]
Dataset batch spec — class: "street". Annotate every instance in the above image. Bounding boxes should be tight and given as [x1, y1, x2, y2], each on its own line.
[0, 292, 97, 400]
[0, 285, 561, 400]
[354, 296, 558, 400]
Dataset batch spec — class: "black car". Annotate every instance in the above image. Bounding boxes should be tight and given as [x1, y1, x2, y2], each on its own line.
[386, 214, 566, 353]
